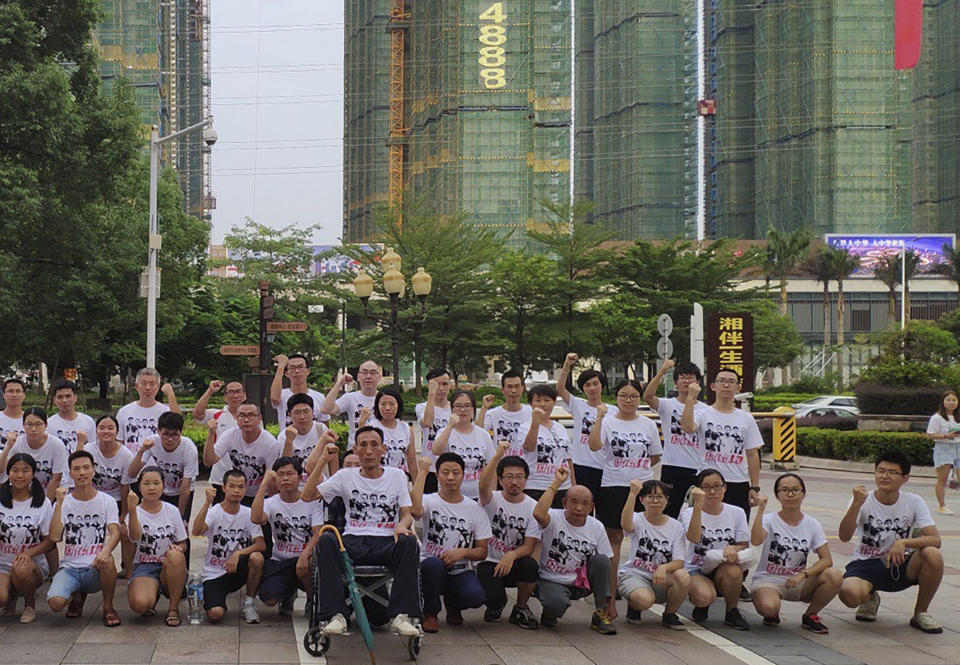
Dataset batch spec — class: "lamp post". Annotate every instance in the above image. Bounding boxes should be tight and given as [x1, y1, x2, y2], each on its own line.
[145, 117, 217, 369]
[352, 248, 432, 386]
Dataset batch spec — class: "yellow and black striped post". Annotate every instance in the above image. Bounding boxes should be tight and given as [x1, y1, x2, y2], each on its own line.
[772, 406, 798, 470]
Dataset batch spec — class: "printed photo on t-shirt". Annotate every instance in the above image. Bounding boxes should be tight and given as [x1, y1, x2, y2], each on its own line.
[490, 507, 528, 551]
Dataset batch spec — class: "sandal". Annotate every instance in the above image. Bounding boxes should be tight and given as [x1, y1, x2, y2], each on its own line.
[103, 608, 121, 627]
[66, 592, 87, 619]
[165, 610, 181, 627]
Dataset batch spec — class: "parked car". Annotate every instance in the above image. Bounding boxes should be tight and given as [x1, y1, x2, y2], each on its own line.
[792, 395, 859, 413]
[795, 405, 859, 430]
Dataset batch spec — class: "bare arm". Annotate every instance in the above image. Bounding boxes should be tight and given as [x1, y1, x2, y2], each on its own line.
[410, 458, 431, 518]
[680, 385, 701, 434]
[250, 470, 272, 525]
[587, 404, 607, 451]
[479, 441, 509, 507]
[747, 448, 760, 487]
[534, 467, 568, 528]
[193, 380, 223, 423]
[203, 423, 220, 467]
[270, 355, 288, 407]
[192, 488, 216, 537]
[161, 383, 180, 415]
[643, 359, 674, 411]
[475, 394, 494, 427]
[556, 353, 577, 403]
[431, 421, 456, 456]
[750, 496, 768, 546]
[405, 425, 418, 484]
[621, 481, 641, 533]
[321, 374, 351, 416]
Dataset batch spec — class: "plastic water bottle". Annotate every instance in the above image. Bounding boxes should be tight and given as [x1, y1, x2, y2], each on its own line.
[188, 573, 204, 624]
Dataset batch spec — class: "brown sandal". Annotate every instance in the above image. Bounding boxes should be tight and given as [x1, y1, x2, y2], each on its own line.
[103, 608, 121, 627]
[165, 610, 181, 627]
[66, 592, 86, 619]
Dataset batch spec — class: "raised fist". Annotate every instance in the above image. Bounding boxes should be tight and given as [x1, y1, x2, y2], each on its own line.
[324, 443, 340, 458]
[263, 469, 277, 485]
[686, 382, 701, 402]
[629, 478, 643, 494]
[496, 440, 510, 456]
[207, 419, 219, 433]
[4, 431, 16, 448]
[690, 486, 706, 507]
[321, 428, 339, 445]
[564, 353, 578, 367]
[427, 378, 439, 395]
[55, 486, 68, 502]
[552, 465, 569, 486]
[532, 407, 547, 424]
[284, 426, 298, 441]
[852, 485, 868, 505]
[417, 457, 432, 472]
[482, 394, 495, 408]
[208, 380, 224, 393]
[341, 373, 354, 385]
[755, 493, 769, 510]
[139, 438, 155, 453]
[75, 430, 87, 448]
[160, 383, 174, 397]
[273, 354, 289, 368]
[595, 403, 608, 420]
[661, 358, 675, 371]
[204, 486, 217, 503]
[127, 492, 140, 511]
[358, 407, 372, 425]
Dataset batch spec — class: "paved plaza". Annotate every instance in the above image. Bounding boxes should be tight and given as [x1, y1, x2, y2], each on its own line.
[3, 460, 960, 665]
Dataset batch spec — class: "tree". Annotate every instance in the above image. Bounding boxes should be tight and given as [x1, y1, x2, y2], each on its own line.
[763, 227, 813, 315]
[745, 301, 804, 373]
[806, 247, 833, 358]
[934, 243, 960, 293]
[589, 295, 657, 378]
[874, 251, 920, 327]
[827, 246, 860, 376]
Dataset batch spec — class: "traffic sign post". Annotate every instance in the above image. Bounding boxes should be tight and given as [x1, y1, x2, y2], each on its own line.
[219, 345, 260, 356]
[657, 313, 673, 396]
[266, 321, 308, 333]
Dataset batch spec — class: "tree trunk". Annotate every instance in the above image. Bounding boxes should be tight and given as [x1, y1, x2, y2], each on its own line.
[779, 279, 788, 316]
[822, 283, 831, 364]
[836, 280, 845, 381]
[904, 281, 911, 323]
[888, 289, 896, 328]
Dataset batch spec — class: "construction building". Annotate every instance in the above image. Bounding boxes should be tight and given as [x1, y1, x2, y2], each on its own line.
[93, 0, 214, 221]
[342, 1, 572, 245]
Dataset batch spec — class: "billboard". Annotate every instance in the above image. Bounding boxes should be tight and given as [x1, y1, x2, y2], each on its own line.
[824, 234, 955, 277]
[705, 312, 754, 401]
[311, 244, 379, 276]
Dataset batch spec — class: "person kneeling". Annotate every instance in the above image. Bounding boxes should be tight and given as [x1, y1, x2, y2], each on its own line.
[193, 470, 265, 624]
[126, 467, 189, 626]
[618, 479, 690, 630]
[47, 451, 121, 627]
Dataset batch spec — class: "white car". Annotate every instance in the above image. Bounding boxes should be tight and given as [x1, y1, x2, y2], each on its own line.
[792, 395, 859, 414]
[794, 405, 860, 420]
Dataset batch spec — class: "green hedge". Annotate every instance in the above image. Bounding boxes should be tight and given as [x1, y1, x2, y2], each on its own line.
[853, 382, 945, 416]
[797, 428, 932, 466]
[752, 393, 820, 412]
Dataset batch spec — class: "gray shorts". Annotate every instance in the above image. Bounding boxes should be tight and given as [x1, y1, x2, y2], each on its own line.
[617, 570, 668, 604]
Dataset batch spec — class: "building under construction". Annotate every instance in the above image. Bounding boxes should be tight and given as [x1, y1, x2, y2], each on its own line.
[94, 0, 214, 221]
[343, 1, 572, 245]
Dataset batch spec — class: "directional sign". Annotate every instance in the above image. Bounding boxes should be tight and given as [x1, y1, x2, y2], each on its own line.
[266, 321, 308, 333]
[656, 337, 674, 360]
[220, 345, 260, 356]
[657, 313, 673, 337]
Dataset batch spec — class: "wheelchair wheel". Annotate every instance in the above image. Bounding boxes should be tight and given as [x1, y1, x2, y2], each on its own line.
[407, 635, 422, 661]
[303, 629, 329, 657]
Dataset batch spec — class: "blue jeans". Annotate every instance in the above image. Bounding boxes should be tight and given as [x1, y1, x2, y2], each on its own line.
[420, 556, 485, 616]
[47, 567, 102, 600]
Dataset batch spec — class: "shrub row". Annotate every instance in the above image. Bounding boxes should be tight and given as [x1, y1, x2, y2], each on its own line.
[797, 428, 932, 467]
[853, 382, 945, 416]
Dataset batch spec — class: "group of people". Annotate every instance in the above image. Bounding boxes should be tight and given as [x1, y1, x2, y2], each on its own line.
[0, 355, 945, 643]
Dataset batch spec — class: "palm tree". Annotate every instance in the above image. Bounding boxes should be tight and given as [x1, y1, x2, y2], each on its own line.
[765, 226, 813, 315]
[827, 247, 860, 377]
[935, 243, 960, 293]
[807, 247, 833, 358]
[899, 250, 921, 322]
[874, 250, 920, 326]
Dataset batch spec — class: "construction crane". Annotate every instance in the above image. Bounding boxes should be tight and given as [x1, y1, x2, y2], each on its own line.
[388, 0, 409, 224]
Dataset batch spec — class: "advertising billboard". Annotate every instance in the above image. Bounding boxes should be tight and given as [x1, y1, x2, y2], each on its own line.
[824, 234, 955, 277]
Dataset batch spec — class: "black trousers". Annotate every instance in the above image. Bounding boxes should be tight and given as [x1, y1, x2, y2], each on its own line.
[660, 465, 698, 519]
[477, 556, 539, 612]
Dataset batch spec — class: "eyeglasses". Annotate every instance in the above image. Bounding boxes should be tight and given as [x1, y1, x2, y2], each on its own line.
[452, 404, 473, 411]
[236, 412, 258, 420]
[358, 369, 379, 375]
[501, 474, 526, 482]
[714, 378, 738, 386]
[875, 468, 903, 477]
[225, 389, 244, 395]
[23, 422, 43, 429]
[617, 394, 641, 401]
[643, 494, 666, 502]
[701, 483, 725, 492]
[777, 487, 803, 496]
[159, 431, 180, 439]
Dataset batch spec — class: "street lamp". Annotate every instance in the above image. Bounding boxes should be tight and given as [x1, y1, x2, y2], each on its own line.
[144, 117, 217, 369]
[352, 248, 432, 386]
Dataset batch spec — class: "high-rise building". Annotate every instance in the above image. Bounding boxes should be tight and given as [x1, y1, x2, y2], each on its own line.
[93, 0, 214, 220]
[342, 1, 572, 246]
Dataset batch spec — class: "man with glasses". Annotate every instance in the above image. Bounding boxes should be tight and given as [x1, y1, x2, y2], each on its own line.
[838, 450, 944, 634]
[320, 361, 381, 447]
[193, 380, 247, 500]
[271, 354, 328, 428]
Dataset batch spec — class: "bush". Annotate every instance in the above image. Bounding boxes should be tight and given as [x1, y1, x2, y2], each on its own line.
[752, 393, 820, 412]
[797, 428, 931, 466]
[853, 382, 947, 416]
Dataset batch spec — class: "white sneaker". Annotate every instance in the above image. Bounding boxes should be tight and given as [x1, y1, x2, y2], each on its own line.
[938, 506, 954, 515]
[242, 602, 261, 624]
[701, 549, 724, 574]
[390, 613, 420, 637]
[323, 613, 349, 635]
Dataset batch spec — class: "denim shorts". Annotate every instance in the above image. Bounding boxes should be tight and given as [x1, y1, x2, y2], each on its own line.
[47, 566, 102, 600]
[131, 562, 164, 584]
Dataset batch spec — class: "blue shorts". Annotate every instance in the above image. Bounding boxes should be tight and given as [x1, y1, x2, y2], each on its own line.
[47, 567, 102, 600]
[131, 562, 164, 584]
[844, 554, 917, 593]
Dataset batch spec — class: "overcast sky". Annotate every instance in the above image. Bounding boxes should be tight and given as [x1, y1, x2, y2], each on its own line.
[209, 1, 344, 245]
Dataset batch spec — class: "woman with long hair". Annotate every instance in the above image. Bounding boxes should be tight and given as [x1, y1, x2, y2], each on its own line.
[926, 391, 960, 514]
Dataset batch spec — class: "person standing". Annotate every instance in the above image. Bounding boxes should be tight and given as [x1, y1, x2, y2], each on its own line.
[0, 379, 26, 442]
[47, 380, 97, 456]
[204, 403, 280, 506]
[117, 368, 179, 455]
[361, 387, 416, 480]
[415, 368, 453, 494]
[475, 369, 531, 458]
[281, 394, 337, 489]
[519, 385, 575, 507]
[431, 391, 495, 500]
[643, 359, 708, 517]
[321, 361, 381, 447]
[192, 379, 245, 497]
[925, 391, 960, 515]
[0, 408, 68, 502]
[271, 354, 328, 428]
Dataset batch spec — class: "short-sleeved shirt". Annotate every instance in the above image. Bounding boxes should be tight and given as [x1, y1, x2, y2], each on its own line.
[316, 467, 412, 537]
[680, 503, 749, 571]
[657, 397, 709, 470]
[598, 415, 663, 487]
[135, 436, 200, 496]
[483, 492, 541, 563]
[196, 408, 238, 486]
[441, 426, 495, 499]
[370, 418, 412, 472]
[283, 424, 326, 489]
[276, 388, 329, 429]
[0, 498, 52, 569]
[0, 413, 23, 443]
[420, 493, 492, 574]
[415, 402, 451, 465]
[262, 495, 323, 561]
[693, 406, 763, 483]
[116, 401, 170, 455]
[567, 396, 618, 469]
[128, 502, 188, 565]
[200, 504, 263, 581]
[86, 443, 135, 500]
[483, 405, 532, 458]
[214, 427, 281, 497]
[849, 490, 935, 561]
[620, 512, 687, 578]
[60, 491, 120, 569]
[3, 435, 68, 489]
[335, 391, 377, 446]
[47, 413, 97, 456]
[926, 412, 960, 443]
[519, 420, 573, 491]
[754, 512, 827, 580]
[538, 508, 613, 585]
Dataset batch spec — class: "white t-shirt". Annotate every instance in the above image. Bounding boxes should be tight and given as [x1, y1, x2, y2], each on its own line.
[680, 503, 749, 571]
[414, 402, 451, 464]
[658, 397, 709, 470]
[335, 391, 377, 446]
[0, 497, 52, 569]
[0, 412, 23, 443]
[263, 494, 323, 561]
[135, 436, 200, 496]
[200, 504, 263, 581]
[60, 491, 119, 569]
[621, 512, 687, 578]
[214, 427, 281, 497]
[441, 426, 495, 499]
[87, 443, 135, 500]
[317, 467, 412, 537]
[754, 512, 827, 580]
[283, 424, 326, 489]
[598, 415, 662, 487]
[117, 401, 170, 454]
[128, 502, 188, 565]
[276, 388, 329, 429]
[567, 396, 618, 469]
[927, 412, 960, 444]
[483, 492, 541, 563]
[4, 435, 68, 489]
[420, 493, 492, 573]
[47, 412, 97, 456]
[483, 405, 533, 458]
[371, 418, 412, 472]
[519, 420, 573, 491]
[849, 490, 935, 561]
[538, 508, 613, 585]
[693, 406, 763, 483]
[197, 408, 238, 486]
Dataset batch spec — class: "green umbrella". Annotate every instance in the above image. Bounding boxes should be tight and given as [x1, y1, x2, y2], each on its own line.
[319, 525, 377, 665]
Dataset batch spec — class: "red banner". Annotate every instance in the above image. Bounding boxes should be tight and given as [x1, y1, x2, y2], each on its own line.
[895, 0, 923, 70]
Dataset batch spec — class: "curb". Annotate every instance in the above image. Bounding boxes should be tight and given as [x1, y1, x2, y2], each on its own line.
[762, 453, 938, 479]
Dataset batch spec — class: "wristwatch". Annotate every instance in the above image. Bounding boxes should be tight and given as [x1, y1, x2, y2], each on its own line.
[749, 486, 760, 492]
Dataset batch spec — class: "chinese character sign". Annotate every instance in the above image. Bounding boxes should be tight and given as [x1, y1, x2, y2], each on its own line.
[706, 312, 754, 401]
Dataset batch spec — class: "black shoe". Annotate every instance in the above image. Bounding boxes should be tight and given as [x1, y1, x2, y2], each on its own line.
[692, 606, 709, 623]
[484, 607, 502, 622]
[508, 605, 539, 630]
[739, 585, 752, 601]
[626, 607, 642, 624]
[725, 608, 750, 631]
[661, 612, 684, 630]
[540, 613, 558, 628]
